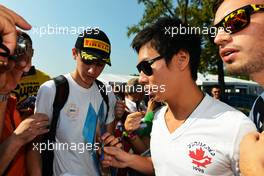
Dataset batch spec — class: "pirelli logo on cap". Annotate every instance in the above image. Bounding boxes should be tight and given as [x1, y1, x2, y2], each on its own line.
[84, 38, 110, 53]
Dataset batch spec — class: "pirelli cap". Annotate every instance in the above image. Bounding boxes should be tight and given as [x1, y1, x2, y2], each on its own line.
[75, 29, 111, 66]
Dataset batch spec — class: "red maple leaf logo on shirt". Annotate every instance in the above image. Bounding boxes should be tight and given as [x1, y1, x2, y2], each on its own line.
[189, 147, 212, 168]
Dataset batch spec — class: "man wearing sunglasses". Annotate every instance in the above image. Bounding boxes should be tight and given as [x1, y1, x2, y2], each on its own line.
[213, 0, 264, 175]
[101, 17, 256, 176]
[35, 29, 123, 176]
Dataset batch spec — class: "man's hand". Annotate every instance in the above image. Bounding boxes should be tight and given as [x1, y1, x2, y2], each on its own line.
[124, 112, 144, 132]
[13, 113, 49, 146]
[102, 147, 154, 175]
[101, 132, 122, 148]
[99, 132, 122, 166]
[102, 146, 131, 168]
[0, 5, 31, 74]
[0, 4, 32, 88]
[146, 98, 160, 112]
[0, 113, 48, 175]
[240, 131, 264, 176]
[114, 100, 126, 119]
[0, 5, 31, 54]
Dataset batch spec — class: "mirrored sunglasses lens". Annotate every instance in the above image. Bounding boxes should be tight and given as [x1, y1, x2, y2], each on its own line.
[225, 9, 248, 33]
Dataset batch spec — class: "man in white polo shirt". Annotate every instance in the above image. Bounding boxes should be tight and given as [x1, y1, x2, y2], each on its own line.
[101, 17, 256, 176]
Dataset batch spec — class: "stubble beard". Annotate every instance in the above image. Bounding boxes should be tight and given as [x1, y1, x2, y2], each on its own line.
[226, 50, 264, 76]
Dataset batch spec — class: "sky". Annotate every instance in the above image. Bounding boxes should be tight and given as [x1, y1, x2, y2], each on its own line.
[1, 0, 145, 77]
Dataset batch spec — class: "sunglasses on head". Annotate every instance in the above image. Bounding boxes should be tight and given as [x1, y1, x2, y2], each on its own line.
[136, 55, 163, 76]
[80, 57, 105, 67]
[79, 51, 105, 67]
[215, 4, 264, 34]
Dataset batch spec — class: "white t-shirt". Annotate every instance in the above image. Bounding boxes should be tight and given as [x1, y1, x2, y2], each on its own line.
[35, 73, 116, 176]
[249, 92, 264, 132]
[150, 94, 256, 176]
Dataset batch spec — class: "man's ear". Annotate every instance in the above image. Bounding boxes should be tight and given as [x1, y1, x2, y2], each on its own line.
[72, 48, 77, 60]
[174, 50, 190, 71]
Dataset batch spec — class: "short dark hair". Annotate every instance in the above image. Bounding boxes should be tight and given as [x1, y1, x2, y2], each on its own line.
[213, 0, 224, 14]
[131, 17, 201, 81]
[211, 85, 220, 89]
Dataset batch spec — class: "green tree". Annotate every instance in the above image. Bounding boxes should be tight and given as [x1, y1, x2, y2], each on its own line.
[128, 0, 226, 95]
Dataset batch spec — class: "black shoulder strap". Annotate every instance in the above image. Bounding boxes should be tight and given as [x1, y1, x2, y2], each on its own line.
[50, 75, 69, 139]
[41, 75, 69, 176]
[253, 96, 264, 132]
[95, 79, 109, 123]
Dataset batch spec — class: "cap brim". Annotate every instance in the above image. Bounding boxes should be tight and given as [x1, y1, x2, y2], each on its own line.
[80, 50, 111, 66]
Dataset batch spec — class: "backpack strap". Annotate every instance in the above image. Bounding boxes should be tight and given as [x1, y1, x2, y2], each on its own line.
[42, 77, 109, 176]
[253, 96, 264, 132]
[50, 75, 69, 139]
[41, 75, 69, 176]
[95, 79, 109, 123]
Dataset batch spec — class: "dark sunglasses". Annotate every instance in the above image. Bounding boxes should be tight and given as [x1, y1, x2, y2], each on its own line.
[136, 55, 163, 76]
[215, 4, 264, 34]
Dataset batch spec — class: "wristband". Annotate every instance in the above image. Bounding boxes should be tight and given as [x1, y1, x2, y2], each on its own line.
[142, 111, 154, 123]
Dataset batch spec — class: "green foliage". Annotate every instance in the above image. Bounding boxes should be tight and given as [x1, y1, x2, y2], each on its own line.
[127, 0, 174, 37]
[128, 0, 217, 72]
[127, 0, 231, 88]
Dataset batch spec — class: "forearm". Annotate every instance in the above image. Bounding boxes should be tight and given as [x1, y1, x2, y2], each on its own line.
[26, 143, 42, 176]
[127, 155, 154, 175]
[0, 101, 7, 136]
[0, 134, 23, 175]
